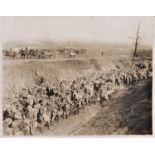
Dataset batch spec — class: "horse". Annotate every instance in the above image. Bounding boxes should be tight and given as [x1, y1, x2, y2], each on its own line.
[3, 50, 17, 59]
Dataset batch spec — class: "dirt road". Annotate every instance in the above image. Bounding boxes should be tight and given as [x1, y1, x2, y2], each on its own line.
[35, 103, 101, 136]
[76, 81, 152, 135]
[35, 80, 152, 136]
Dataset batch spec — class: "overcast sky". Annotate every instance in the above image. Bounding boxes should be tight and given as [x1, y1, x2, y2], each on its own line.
[0, 16, 154, 45]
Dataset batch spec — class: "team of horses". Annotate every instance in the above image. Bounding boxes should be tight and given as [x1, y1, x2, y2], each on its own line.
[3, 48, 85, 59]
[3, 48, 55, 59]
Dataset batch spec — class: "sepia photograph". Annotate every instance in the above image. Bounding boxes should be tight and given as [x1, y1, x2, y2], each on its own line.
[1, 16, 153, 136]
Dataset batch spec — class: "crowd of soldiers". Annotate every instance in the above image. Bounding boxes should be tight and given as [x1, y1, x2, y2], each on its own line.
[3, 61, 152, 136]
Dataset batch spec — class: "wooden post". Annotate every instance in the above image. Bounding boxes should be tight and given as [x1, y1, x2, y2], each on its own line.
[131, 22, 141, 67]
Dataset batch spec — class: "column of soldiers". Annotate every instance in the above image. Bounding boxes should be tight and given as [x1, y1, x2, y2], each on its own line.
[3, 61, 152, 136]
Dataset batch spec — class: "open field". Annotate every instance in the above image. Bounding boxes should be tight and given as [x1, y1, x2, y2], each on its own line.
[2, 57, 121, 96]
[3, 42, 152, 96]
[3, 45, 152, 136]
[3, 55, 151, 96]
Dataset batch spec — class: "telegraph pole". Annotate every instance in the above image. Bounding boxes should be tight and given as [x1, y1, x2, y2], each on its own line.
[131, 22, 141, 67]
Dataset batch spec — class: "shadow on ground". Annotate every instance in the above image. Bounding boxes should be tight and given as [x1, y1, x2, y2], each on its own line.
[76, 80, 152, 135]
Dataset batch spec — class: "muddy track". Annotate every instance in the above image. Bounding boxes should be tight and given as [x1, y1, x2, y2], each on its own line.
[35, 80, 152, 136]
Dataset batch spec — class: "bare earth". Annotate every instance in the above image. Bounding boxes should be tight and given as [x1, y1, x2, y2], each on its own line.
[3, 57, 152, 136]
[34, 81, 152, 136]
